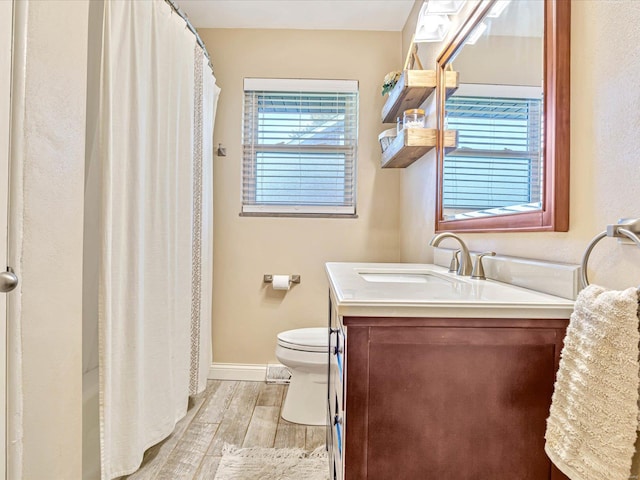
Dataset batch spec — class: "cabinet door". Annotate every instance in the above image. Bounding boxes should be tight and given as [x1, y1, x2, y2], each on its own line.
[350, 325, 566, 480]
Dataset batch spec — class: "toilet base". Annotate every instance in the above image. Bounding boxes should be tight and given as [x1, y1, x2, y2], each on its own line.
[281, 371, 326, 426]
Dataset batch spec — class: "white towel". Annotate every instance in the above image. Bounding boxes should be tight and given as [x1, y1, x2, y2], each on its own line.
[545, 285, 639, 480]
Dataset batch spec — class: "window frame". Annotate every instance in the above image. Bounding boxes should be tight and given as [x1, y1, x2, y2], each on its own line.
[241, 78, 359, 217]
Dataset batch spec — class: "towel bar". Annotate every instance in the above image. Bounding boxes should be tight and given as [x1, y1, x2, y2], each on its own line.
[580, 219, 640, 287]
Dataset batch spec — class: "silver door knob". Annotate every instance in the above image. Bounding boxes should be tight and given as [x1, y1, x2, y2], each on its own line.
[0, 267, 18, 293]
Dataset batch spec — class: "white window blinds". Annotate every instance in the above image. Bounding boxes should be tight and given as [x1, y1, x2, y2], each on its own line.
[444, 95, 542, 212]
[242, 78, 358, 215]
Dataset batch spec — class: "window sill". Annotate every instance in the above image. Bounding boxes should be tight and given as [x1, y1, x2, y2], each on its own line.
[240, 212, 358, 219]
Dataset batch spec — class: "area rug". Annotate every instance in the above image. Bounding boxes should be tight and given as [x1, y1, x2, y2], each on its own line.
[213, 445, 329, 480]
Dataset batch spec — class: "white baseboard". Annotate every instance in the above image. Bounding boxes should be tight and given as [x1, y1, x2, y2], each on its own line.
[208, 362, 267, 382]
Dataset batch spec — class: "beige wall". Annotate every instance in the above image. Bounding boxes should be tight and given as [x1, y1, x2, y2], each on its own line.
[455, 35, 542, 86]
[8, 1, 87, 478]
[399, 0, 640, 290]
[198, 28, 402, 364]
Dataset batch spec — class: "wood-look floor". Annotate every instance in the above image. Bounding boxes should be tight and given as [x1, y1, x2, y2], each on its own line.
[120, 380, 326, 480]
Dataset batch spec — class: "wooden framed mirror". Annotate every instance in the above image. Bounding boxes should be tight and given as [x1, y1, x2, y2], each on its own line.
[435, 0, 570, 233]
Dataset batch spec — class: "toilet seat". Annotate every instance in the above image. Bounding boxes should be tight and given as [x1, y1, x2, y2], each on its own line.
[277, 328, 327, 353]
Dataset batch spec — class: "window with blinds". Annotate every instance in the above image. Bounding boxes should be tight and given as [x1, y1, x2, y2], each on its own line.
[242, 78, 358, 215]
[443, 94, 542, 213]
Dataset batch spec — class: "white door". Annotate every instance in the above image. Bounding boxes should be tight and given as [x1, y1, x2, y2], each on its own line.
[0, 1, 14, 477]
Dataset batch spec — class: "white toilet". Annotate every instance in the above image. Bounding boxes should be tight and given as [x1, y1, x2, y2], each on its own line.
[275, 327, 328, 426]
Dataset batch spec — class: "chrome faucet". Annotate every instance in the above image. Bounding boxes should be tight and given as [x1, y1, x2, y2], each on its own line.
[471, 251, 496, 280]
[429, 232, 473, 276]
[448, 249, 461, 273]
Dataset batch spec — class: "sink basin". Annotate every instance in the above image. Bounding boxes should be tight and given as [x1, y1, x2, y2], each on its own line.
[357, 270, 455, 285]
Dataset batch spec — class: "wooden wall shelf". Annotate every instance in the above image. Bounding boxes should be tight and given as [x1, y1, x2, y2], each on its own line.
[381, 70, 459, 124]
[444, 70, 460, 100]
[381, 128, 458, 169]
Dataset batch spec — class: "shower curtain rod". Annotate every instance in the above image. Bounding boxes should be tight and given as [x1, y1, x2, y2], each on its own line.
[164, 0, 215, 75]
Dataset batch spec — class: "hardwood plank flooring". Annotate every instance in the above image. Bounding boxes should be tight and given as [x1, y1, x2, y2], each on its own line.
[123, 391, 211, 480]
[121, 380, 325, 480]
[206, 381, 261, 456]
[192, 455, 221, 480]
[156, 422, 219, 480]
[256, 383, 285, 407]
[242, 406, 280, 448]
[193, 380, 238, 424]
[305, 426, 327, 451]
[273, 424, 306, 449]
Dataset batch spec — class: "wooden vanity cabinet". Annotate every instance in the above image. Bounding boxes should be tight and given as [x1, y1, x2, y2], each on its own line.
[327, 301, 570, 480]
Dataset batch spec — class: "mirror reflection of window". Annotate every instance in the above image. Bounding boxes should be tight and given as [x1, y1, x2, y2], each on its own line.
[442, 0, 544, 220]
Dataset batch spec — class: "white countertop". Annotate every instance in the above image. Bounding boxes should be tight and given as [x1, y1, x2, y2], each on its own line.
[326, 262, 575, 319]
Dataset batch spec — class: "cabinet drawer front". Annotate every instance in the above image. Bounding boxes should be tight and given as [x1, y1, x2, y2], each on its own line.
[370, 326, 560, 346]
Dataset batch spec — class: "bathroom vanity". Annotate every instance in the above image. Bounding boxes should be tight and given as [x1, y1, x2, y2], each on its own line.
[326, 262, 574, 480]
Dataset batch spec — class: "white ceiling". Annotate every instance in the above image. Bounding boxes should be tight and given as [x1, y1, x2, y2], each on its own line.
[177, 0, 416, 31]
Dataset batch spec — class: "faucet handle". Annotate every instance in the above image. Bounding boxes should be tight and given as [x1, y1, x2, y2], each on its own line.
[448, 249, 461, 273]
[471, 252, 496, 280]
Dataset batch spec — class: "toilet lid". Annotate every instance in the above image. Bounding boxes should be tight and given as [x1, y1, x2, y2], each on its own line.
[277, 328, 328, 352]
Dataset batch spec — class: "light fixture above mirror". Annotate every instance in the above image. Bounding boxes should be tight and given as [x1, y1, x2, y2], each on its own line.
[426, 0, 465, 15]
[415, 12, 451, 43]
[414, 0, 466, 43]
[415, 4, 451, 42]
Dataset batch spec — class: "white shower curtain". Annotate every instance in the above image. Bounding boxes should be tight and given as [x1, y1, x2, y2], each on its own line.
[191, 47, 220, 395]
[94, 2, 219, 478]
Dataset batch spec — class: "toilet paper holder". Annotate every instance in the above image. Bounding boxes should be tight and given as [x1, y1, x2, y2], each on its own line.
[263, 274, 301, 284]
